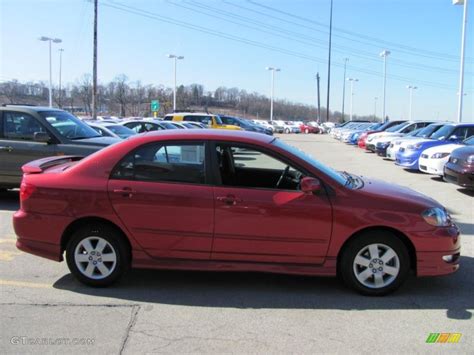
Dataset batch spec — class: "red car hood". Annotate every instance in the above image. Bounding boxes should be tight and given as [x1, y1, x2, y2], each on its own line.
[357, 176, 442, 211]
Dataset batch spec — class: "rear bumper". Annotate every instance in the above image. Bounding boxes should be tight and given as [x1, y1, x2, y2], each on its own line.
[13, 210, 71, 262]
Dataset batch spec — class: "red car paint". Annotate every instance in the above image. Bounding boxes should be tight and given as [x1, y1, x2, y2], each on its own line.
[14, 130, 460, 278]
[357, 130, 381, 149]
[300, 124, 320, 134]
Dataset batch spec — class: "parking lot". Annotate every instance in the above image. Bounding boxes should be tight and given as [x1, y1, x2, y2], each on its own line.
[1, 133, 473, 354]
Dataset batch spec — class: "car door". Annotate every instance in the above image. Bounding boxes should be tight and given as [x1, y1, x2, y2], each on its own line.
[0, 111, 57, 186]
[211, 142, 332, 264]
[108, 141, 214, 260]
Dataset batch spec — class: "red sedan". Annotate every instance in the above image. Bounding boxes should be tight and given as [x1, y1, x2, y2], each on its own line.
[300, 123, 320, 134]
[13, 130, 460, 295]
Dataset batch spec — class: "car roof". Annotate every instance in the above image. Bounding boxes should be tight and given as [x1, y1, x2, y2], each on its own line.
[165, 112, 215, 116]
[0, 105, 64, 113]
[139, 128, 274, 144]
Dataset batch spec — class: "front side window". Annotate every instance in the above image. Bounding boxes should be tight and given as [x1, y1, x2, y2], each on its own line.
[112, 142, 206, 184]
[3, 112, 46, 141]
[451, 126, 473, 140]
[216, 143, 304, 190]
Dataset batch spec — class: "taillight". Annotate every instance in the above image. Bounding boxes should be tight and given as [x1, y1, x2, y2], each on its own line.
[20, 182, 36, 202]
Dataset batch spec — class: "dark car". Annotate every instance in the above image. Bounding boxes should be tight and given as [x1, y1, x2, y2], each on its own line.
[220, 115, 273, 135]
[443, 138, 474, 190]
[0, 105, 120, 189]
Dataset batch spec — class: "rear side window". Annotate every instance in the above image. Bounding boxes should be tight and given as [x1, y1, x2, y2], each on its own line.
[111, 142, 206, 184]
[2, 112, 46, 141]
[452, 126, 473, 140]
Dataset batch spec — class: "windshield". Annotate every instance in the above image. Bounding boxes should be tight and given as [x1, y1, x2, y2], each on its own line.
[386, 122, 408, 132]
[39, 111, 101, 139]
[106, 125, 136, 138]
[415, 124, 443, 138]
[430, 125, 455, 140]
[272, 139, 347, 186]
[463, 136, 474, 145]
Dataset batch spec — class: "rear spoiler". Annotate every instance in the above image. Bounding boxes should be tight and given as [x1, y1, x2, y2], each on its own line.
[22, 155, 84, 174]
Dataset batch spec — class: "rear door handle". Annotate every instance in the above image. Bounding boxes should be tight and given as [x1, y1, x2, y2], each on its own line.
[217, 195, 243, 205]
[0, 146, 13, 152]
[113, 187, 135, 197]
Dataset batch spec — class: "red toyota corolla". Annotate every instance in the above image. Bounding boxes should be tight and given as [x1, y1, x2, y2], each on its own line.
[13, 130, 460, 295]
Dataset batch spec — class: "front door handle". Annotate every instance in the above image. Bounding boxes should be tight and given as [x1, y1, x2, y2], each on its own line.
[0, 146, 13, 152]
[113, 187, 135, 198]
[217, 195, 243, 205]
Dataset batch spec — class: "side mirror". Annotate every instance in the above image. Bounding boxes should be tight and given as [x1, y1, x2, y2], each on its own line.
[34, 132, 51, 143]
[300, 177, 321, 194]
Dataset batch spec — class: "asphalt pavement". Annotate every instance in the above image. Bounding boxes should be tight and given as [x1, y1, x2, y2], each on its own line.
[0, 134, 472, 354]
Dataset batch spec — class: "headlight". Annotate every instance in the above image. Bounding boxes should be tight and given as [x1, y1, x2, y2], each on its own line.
[422, 208, 451, 227]
[431, 152, 450, 159]
[407, 143, 422, 150]
[467, 155, 474, 164]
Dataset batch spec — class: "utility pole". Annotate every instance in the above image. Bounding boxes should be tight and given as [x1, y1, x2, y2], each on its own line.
[347, 78, 358, 121]
[92, 0, 98, 119]
[454, 0, 468, 123]
[326, 0, 334, 122]
[58, 48, 64, 108]
[380, 50, 390, 122]
[316, 73, 321, 122]
[266, 67, 280, 121]
[341, 57, 348, 122]
[374, 97, 378, 120]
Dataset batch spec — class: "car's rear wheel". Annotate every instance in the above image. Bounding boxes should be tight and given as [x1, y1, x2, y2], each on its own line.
[66, 224, 129, 287]
[339, 231, 410, 296]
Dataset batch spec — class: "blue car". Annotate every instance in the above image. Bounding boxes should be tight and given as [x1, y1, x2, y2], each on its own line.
[349, 123, 383, 145]
[395, 123, 474, 170]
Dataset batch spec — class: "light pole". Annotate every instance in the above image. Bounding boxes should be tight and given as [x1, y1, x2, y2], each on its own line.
[58, 48, 64, 108]
[380, 50, 390, 121]
[453, 0, 469, 123]
[39, 36, 62, 107]
[167, 54, 184, 111]
[341, 57, 349, 121]
[374, 97, 378, 120]
[406, 85, 418, 120]
[347, 78, 358, 121]
[266, 67, 281, 121]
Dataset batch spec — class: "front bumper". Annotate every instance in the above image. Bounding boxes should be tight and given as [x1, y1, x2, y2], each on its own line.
[444, 163, 474, 189]
[395, 150, 420, 169]
[418, 156, 445, 176]
[366, 143, 376, 152]
[375, 145, 389, 156]
[413, 224, 461, 276]
[386, 146, 398, 160]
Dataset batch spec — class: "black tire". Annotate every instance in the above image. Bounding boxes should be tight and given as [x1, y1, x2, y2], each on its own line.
[66, 224, 130, 287]
[339, 230, 410, 296]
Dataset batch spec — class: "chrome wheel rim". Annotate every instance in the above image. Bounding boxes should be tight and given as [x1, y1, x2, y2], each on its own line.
[74, 237, 117, 280]
[353, 243, 400, 289]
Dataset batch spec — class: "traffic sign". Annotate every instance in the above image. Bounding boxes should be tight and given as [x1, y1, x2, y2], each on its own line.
[151, 100, 160, 112]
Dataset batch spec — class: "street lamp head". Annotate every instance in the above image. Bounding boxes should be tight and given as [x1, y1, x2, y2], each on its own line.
[167, 54, 176, 58]
[39, 36, 50, 41]
[380, 50, 391, 57]
[266, 67, 280, 71]
[177, 56, 184, 60]
[52, 38, 62, 43]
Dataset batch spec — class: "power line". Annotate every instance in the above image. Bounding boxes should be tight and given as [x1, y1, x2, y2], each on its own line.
[176, 0, 469, 75]
[246, 0, 473, 62]
[101, 1, 460, 91]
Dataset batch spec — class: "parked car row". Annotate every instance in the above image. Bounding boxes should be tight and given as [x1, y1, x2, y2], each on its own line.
[331, 119, 474, 190]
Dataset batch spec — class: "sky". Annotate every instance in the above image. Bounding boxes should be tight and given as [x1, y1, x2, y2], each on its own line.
[0, 0, 472, 121]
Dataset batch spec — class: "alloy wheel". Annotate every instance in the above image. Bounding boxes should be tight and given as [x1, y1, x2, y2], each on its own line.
[74, 236, 117, 280]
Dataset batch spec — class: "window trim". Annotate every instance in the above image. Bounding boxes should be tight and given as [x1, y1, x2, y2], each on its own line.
[109, 140, 212, 186]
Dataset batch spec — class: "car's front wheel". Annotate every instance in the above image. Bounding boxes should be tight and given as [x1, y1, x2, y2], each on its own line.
[66, 224, 130, 287]
[339, 231, 410, 296]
